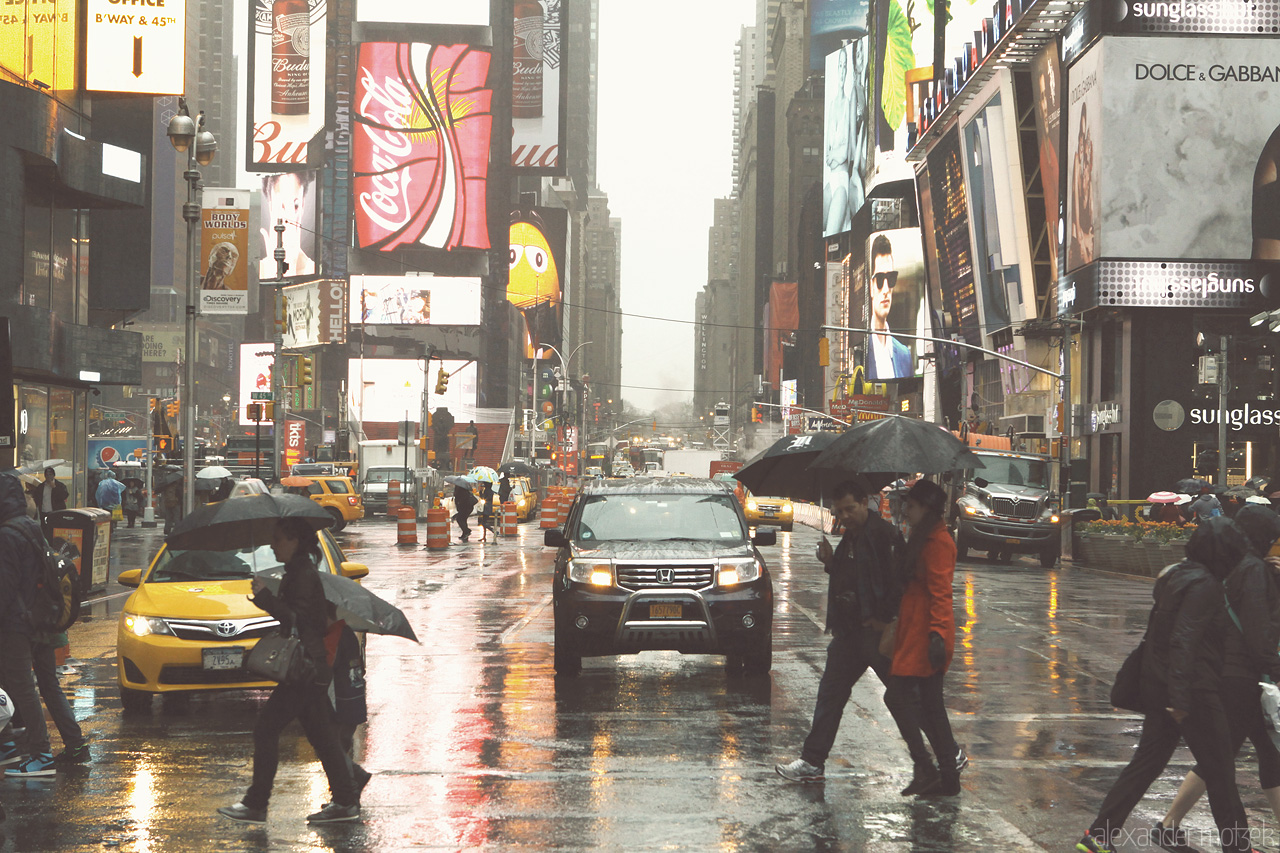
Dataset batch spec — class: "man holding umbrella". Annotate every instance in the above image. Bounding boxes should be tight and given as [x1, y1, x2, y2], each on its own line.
[776, 476, 937, 790]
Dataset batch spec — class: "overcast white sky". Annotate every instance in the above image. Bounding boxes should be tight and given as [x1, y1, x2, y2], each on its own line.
[596, 0, 756, 412]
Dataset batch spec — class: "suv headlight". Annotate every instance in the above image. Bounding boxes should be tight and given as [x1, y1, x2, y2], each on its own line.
[123, 613, 175, 638]
[568, 559, 613, 587]
[718, 557, 763, 586]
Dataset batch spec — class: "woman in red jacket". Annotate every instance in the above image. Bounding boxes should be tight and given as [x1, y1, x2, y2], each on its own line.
[889, 479, 965, 796]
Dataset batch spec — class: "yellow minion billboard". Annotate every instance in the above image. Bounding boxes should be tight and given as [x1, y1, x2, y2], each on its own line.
[508, 208, 565, 358]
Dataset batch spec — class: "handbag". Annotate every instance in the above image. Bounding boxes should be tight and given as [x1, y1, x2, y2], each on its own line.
[245, 630, 316, 686]
[1111, 639, 1146, 713]
[878, 620, 898, 658]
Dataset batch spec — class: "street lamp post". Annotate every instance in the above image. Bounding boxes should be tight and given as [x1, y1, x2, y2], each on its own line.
[167, 98, 217, 515]
[541, 342, 591, 473]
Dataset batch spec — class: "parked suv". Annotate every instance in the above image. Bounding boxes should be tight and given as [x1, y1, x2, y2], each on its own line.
[952, 450, 1061, 567]
[545, 477, 775, 677]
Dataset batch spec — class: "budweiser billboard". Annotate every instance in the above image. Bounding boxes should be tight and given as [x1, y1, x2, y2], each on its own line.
[246, 0, 328, 171]
[510, 0, 567, 175]
[282, 279, 347, 349]
[199, 189, 252, 315]
[282, 419, 306, 474]
[353, 42, 493, 253]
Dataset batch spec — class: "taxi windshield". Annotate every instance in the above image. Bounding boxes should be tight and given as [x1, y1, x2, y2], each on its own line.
[574, 493, 747, 544]
[147, 544, 283, 583]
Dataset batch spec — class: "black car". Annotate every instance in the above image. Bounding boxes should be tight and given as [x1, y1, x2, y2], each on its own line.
[545, 477, 775, 677]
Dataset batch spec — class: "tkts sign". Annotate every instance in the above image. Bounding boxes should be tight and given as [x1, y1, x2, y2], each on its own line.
[283, 419, 306, 474]
[353, 42, 493, 253]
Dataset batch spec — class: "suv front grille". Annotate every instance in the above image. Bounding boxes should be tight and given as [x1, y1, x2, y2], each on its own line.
[616, 564, 715, 591]
[990, 497, 1039, 519]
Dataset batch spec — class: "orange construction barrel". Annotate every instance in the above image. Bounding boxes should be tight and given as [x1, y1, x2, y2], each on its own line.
[539, 491, 560, 529]
[396, 505, 417, 545]
[501, 501, 518, 536]
[556, 488, 573, 527]
[426, 506, 450, 549]
[387, 480, 402, 516]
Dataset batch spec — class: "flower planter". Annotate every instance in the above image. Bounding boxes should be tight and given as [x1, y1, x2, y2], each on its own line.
[1140, 540, 1167, 576]
[1073, 534, 1092, 565]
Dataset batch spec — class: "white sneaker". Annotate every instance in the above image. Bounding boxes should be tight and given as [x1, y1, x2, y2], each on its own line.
[775, 757, 824, 783]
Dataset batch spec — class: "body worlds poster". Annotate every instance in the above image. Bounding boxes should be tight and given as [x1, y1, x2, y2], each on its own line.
[200, 189, 251, 315]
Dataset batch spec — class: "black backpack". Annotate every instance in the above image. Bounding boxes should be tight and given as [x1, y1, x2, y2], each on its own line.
[3, 519, 80, 633]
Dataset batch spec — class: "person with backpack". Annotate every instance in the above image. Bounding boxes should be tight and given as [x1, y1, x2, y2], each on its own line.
[30, 628, 88, 765]
[1190, 487, 1224, 524]
[0, 473, 56, 777]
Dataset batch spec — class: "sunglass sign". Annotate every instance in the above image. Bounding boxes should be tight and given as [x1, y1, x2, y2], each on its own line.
[864, 228, 926, 382]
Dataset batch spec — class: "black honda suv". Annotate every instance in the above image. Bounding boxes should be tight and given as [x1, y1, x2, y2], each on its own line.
[545, 477, 775, 677]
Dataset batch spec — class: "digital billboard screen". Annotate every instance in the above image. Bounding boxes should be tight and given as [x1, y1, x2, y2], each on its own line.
[823, 40, 871, 237]
[961, 89, 1019, 335]
[1066, 41, 1102, 272]
[353, 42, 494, 253]
[0, 0, 77, 95]
[356, 0, 488, 26]
[509, 208, 567, 356]
[863, 228, 927, 381]
[259, 171, 318, 280]
[925, 128, 981, 345]
[1032, 43, 1063, 280]
[349, 276, 483, 326]
[246, 0, 328, 170]
[1095, 36, 1280, 262]
[239, 343, 274, 426]
[511, 0, 567, 174]
[347, 358, 477, 424]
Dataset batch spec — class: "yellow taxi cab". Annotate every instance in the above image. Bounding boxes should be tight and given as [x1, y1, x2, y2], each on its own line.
[510, 476, 540, 521]
[115, 527, 368, 711]
[743, 488, 794, 532]
[292, 476, 363, 530]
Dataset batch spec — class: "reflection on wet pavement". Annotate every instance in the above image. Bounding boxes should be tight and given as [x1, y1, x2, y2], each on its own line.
[0, 520, 1262, 851]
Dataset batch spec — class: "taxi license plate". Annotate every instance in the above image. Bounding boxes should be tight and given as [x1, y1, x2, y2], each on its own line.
[649, 604, 682, 619]
[202, 647, 245, 671]
[762, 511, 777, 518]
[1006, 538, 1020, 545]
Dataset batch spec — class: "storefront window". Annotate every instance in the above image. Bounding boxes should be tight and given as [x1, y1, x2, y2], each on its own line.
[18, 385, 49, 468]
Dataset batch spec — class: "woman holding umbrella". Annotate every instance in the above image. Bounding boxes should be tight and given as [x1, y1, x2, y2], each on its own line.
[217, 517, 359, 825]
[888, 479, 966, 797]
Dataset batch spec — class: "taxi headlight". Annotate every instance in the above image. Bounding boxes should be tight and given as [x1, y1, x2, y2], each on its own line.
[123, 613, 174, 638]
[782, 502, 793, 513]
[745, 499, 758, 511]
[718, 558, 763, 586]
[569, 560, 613, 587]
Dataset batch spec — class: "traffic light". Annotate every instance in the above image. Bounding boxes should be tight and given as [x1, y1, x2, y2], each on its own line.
[417, 436, 427, 450]
[155, 436, 171, 452]
[263, 402, 274, 420]
[167, 401, 180, 418]
[818, 336, 830, 367]
[298, 356, 313, 387]
[751, 406, 763, 423]
[247, 403, 262, 421]
[435, 367, 450, 395]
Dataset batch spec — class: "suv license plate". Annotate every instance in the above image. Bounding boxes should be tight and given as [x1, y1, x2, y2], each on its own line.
[202, 647, 245, 671]
[1005, 538, 1020, 545]
[649, 604, 682, 619]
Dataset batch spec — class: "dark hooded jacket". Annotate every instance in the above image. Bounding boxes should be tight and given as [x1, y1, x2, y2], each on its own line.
[0, 474, 44, 633]
[1222, 506, 1280, 681]
[1141, 517, 1244, 712]
[250, 552, 332, 685]
[825, 512, 905, 635]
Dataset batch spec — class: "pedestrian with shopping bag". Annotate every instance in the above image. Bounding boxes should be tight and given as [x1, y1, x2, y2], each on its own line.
[218, 517, 360, 825]
[1077, 517, 1253, 853]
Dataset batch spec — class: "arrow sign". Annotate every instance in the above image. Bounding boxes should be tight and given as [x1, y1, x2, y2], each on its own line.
[132, 36, 143, 77]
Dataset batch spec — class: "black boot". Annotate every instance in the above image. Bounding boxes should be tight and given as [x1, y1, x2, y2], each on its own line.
[917, 771, 961, 797]
[900, 762, 940, 796]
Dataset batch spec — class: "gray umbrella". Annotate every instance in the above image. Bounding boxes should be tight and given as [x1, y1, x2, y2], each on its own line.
[166, 493, 332, 551]
[257, 568, 419, 642]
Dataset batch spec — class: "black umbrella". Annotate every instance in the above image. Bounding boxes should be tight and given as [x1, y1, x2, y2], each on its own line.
[152, 465, 184, 489]
[499, 461, 537, 477]
[258, 567, 419, 642]
[810, 417, 985, 483]
[166, 493, 332, 551]
[1223, 485, 1259, 500]
[733, 432, 848, 505]
[1175, 477, 1213, 494]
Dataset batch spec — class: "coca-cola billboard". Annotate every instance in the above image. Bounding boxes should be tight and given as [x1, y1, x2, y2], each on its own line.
[246, 0, 328, 171]
[510, 0, 567, 175]
[353, 42, 493, 253]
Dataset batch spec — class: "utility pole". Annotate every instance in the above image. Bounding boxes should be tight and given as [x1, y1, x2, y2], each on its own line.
[271, 220, 286, 484]
[1218, 335, 1229, 486]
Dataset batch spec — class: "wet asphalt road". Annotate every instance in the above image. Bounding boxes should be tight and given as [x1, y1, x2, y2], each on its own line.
[1, 517, 1271, 852]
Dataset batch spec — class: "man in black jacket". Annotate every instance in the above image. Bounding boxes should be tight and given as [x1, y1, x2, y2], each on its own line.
[1077, 517, 1253, 853]
[0, 473, 55, 777]
[776, 477, 936, 789]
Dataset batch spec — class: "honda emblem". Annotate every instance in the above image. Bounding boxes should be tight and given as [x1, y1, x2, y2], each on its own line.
[656, 568, 674, 585]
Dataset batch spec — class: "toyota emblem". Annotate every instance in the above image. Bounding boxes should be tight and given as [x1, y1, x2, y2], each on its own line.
[215, 621, 236, 638]
[656, 568, 674, 585]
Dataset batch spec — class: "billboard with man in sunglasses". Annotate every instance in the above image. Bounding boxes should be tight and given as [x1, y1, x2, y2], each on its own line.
[865, 228, 927, 381]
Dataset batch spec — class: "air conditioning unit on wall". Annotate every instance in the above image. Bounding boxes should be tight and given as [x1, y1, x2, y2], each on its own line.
[1000, 414, 1046, 437]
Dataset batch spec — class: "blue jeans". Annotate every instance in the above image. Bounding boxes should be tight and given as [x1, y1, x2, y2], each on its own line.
[32, 639, 84, 750]
[0, 631, 50, 755]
